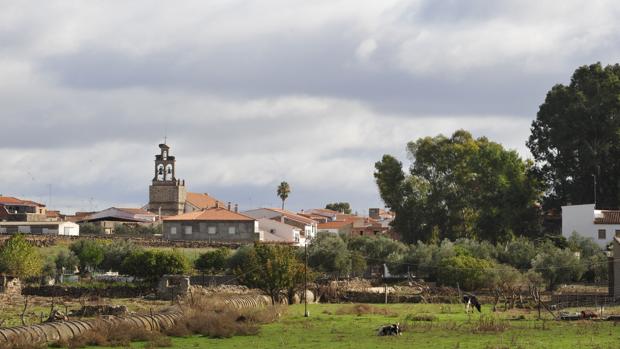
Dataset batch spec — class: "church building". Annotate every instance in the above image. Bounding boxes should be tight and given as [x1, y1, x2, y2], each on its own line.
[147, 143, 230, 217]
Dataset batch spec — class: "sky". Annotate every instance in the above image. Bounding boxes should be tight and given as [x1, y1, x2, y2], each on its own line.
[2, 0, 620, 214]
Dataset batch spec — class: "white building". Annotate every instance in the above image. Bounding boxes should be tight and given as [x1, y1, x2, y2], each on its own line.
[242, 208, 317, 241]
[257, 218, 304, 246]
[562, 203, 620, 247]
[0, 221, 80, 236]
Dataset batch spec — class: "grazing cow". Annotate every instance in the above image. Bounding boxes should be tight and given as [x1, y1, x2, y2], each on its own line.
[462, 294, 481, 313]
[377, 323, 402, 336]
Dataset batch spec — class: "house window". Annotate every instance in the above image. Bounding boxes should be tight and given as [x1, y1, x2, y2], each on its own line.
[170, 227, 177, 235]
[615, 229, 620, 237]
[184, 226, 192, 235]
[294, 232, 300, 243]
[199, 223, 207, 233]
[228, 226, 236, 235]
[598, 229, 606, 239]
[208, 226, 216, 235]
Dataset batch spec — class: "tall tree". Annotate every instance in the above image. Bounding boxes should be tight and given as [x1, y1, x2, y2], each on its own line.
[324, 202, 352, 214]
[375, 130, 542, 243]
[0, 234, 42, 278]
[528, 62, 620, 209]
[277, 181, 291, 210]
[232, 244, 305, 304]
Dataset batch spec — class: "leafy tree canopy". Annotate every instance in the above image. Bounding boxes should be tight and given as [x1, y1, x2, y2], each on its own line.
[0, 234, 42, 278]
[375, 130, 542, 243]
[195, 248, 231, 274]
[325, 202, 352, 214]
[528, 62, 620, 209]
[232, 243, 305, 304]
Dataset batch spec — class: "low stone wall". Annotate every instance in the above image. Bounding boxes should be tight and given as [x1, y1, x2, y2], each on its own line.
[22, 285, 151, 298]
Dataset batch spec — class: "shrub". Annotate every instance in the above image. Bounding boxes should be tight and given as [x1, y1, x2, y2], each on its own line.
[69, 239, 105, 273]
[0, 234, 43, 278]
[532, 243, 585, 290]
[100, 239, 142, 272]
[437, 254, 493, 290]
[307, 232, 351, 277]
[121, 249, 189, 282]
[496, 237, 537, 270]
[195, 248, 231, 274]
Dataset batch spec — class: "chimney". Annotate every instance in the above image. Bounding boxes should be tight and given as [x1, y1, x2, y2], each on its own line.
[234, 204, 238, 213]
[227, 202, 231, 211]
[215, 201, 220, 209]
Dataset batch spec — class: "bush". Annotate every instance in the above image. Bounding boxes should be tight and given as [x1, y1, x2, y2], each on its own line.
[307, 232, 351, 277]
[100, 239, 142, 272]
[114, 224, 162, 236]
[437, 254, 493, 290]
[496, 237, 537, 270]
[69, 239, 105, 273]
[78, 223, 104, 235]
[195, 248, 231, 274]
[532, 243, 585, 290]
[0, 234, 43, 278]
[121, 249, 189, 282]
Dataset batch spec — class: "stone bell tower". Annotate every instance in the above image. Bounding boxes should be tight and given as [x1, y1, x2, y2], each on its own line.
[148, 143, 187, 216]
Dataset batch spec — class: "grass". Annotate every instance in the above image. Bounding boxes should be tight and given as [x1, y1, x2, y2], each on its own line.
[65, 303, 620, 349]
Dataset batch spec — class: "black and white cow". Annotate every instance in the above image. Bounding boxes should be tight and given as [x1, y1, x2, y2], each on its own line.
[377, 323, 402, 336]
[462, 294, 481, 313]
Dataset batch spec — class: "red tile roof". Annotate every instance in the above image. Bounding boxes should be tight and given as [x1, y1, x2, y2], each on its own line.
[185, 192, 224, 209]
[163, 207, 255, 222]
[0, 196, 45, 207]
[318, 221, 353, 229]
[265, 208, 317, 225]
[595, 210, 620, 224]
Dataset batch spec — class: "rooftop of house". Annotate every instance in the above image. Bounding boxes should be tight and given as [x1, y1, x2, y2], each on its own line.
[185, 192, 225, 209]
[318, 220, 354, 229]
[77, 207, 157, 223]
[0, 196, 45, 207]
[163, 207, 255, 222]
[594, 210, 620, 224]
[263, 208, 317, 225]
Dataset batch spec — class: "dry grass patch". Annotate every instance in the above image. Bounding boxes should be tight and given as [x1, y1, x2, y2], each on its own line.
[335, 304, 398, 317]
[471, 315, 510, 333]
[165, 295, 285, 339]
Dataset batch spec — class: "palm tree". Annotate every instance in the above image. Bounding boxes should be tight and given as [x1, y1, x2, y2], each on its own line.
[277, 181, 291, 210]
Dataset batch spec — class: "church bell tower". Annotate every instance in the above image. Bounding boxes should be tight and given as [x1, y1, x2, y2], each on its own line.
[148, 143, 187, 216]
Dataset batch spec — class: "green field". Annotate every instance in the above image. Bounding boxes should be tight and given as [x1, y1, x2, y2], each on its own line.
[81, 303, 620, 349]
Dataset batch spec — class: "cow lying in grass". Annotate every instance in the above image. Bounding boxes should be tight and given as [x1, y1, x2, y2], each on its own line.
[377, 323, 401, 336]
[462, 294, 481, 313]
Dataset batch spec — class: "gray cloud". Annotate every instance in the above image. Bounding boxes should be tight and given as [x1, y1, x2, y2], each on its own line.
[1, 0, 618, 213]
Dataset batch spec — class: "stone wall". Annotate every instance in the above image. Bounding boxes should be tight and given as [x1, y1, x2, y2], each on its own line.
[22, 285, 150, 298]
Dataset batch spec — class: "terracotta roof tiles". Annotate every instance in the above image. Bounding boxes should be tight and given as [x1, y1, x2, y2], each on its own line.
[163, 207, 255, 222]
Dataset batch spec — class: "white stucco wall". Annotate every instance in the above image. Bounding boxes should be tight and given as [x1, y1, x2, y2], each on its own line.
[257, 218, 301, 245]
[562, 204, 616, 247]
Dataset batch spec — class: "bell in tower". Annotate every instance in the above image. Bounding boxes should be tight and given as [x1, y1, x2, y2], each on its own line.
[153, 144, 176, 182]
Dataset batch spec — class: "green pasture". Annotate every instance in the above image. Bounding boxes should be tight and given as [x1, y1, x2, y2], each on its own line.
[84, 303, 620, 349]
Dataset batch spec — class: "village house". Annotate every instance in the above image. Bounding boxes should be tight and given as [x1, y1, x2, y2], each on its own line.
[317, 220, 354, 235]
[256, 218, 304, 245]
[76, 207, 158, 234]
[562, 204, 620, 247]
[162, 208, 259, 242]
[0, 196, 47, 222]
[242, 208, 317, 241]
[0, 221, 79, 236]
